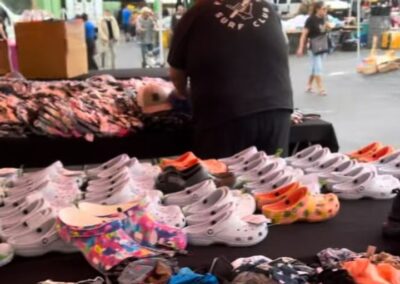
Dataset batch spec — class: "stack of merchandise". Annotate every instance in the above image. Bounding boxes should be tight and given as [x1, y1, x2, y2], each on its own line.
[227, 247, 400, 283]
[0, 155, 189, 281]
[0, 75, 191, 140]
[1, 141, 400, 283]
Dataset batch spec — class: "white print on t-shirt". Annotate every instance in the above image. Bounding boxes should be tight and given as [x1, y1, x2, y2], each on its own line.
[214, 0, 269, 31]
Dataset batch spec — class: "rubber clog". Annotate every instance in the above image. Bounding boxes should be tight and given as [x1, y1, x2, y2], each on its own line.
[332, 171, 399, 200]
[163, 179, 216, 207]
[347, 142, 383, 160]
[305, 154, 349, 175]
[290, 148, 332, 170]
[238, 158, 287, 182]
[183, 209, 268, 247]
[323, 164, 377, 190]
[219, 146, 259, 166]
[182, 187, 256, 220]
[255, 182, 301, 209]
[77, 199, 187, 251]
[262, 187, 340, 224]
[86, 154, 130, 177]
[156, 164, 211, 194]
[358, 146, 395, 163]
[286, 145, 323, 165]
[161, 152, 227, 175]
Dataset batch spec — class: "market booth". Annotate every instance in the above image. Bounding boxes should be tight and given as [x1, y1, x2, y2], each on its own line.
[0, 10, 400, 284]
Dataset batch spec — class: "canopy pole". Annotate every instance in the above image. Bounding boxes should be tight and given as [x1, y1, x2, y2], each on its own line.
[357, 0, 361, 58]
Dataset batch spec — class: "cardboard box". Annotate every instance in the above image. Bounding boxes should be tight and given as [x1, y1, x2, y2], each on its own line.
[0, 40, 11, 75]
[15, 21, 88, 79]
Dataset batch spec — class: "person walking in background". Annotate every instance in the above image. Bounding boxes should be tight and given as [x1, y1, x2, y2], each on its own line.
[171, 3, 186, 34]
[122, 4, 132, 42]
[99, 10, 120, 69]
[81, 13, 98, 70]
[297, 1, 331, 96]
[136, 7, 156, 68]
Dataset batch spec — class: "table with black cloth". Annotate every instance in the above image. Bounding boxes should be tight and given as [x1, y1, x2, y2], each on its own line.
[0, 199, 399, 283]
[0, 119, 338, 168]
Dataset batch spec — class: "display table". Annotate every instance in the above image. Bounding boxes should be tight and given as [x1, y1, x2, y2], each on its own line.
[75, 68, 169, 80]
[0, 119, 338, 168]
[0, 199, 398, 284]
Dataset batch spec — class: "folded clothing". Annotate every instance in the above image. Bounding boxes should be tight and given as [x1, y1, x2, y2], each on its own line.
[0, 75, 192, 140]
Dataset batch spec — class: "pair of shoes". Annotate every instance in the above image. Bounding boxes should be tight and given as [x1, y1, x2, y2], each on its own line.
[227, 151, 272, 176]
[57, 200, 187, 273]
[181, 186, 256, 226]
[259, 183, 340, 224]
[0, 193, 77, 257]
[347, 142, 395, 163]
[375, 150, 400, 179]
[161, 152, 228, 175]
[156, 164, 211, 194]
[286, 146, 337, 170]
[223, 147, 319, 195]
[182, 188, 266, 246]
[163, 179, 217, 207]
[84, 157, 185, 228]
[330, 171, 399, 200]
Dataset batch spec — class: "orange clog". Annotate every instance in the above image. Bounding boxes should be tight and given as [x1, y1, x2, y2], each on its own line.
[358, 146, 395, 163]
[160, 152, 227, 175]
[347, 142, 383, 160]
[262, 187, 340, 225]
[255, 182, 301, 210]
[161, 152, 199, 170]
[342, 259, 400, 284]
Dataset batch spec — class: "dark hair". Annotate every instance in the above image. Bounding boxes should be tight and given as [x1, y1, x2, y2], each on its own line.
[312, 1, 325, 15]
[176, 2, 185, 9]
[82, 13, 88, 21]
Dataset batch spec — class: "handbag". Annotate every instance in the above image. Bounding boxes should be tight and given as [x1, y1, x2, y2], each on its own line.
[310, 34, 329, 55]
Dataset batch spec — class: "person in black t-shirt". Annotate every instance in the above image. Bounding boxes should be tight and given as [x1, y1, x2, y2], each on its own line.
[171, 3, 186, 34]
[297, 1, 331, 96]
[168, 0, 293, 159]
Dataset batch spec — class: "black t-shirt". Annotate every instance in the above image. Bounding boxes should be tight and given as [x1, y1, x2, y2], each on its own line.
[168, 0, 293, 129]
[305, 15, 326, 39]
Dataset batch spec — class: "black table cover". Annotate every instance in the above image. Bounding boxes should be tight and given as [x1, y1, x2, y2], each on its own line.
[0, 199, 398, 284]
[0, 119, 338, 168]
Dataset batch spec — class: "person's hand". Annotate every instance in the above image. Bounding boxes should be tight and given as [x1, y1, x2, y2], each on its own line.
[169, 90, 188, 100]
[296, 48, 304, 57]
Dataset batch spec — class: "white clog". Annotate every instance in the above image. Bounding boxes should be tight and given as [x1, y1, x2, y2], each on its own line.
[86, 154, 130, 177]
[8, 219, 77, 257]
[290, 148, 332, 169]
[332, 171, 400, 200]
[305, 154, 349, 175]
[286, 145, 322, 165]
[219, 146, 259, 166]
[238, 158, 287, 182]
[182, 187, 255, 218]
[163, 179, 216, 207]
[183, 209, 268, 247]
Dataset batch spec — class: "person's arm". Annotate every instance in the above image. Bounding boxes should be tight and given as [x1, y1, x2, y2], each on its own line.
[0, 23, 7, 40]
[136, 16, 143, 32]
[169, 67, 188, 99]
[297, 28, 309, 56]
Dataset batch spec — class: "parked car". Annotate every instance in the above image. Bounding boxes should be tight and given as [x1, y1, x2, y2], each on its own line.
[275, 0, 350, 19]
[325, 0, 351, 19]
